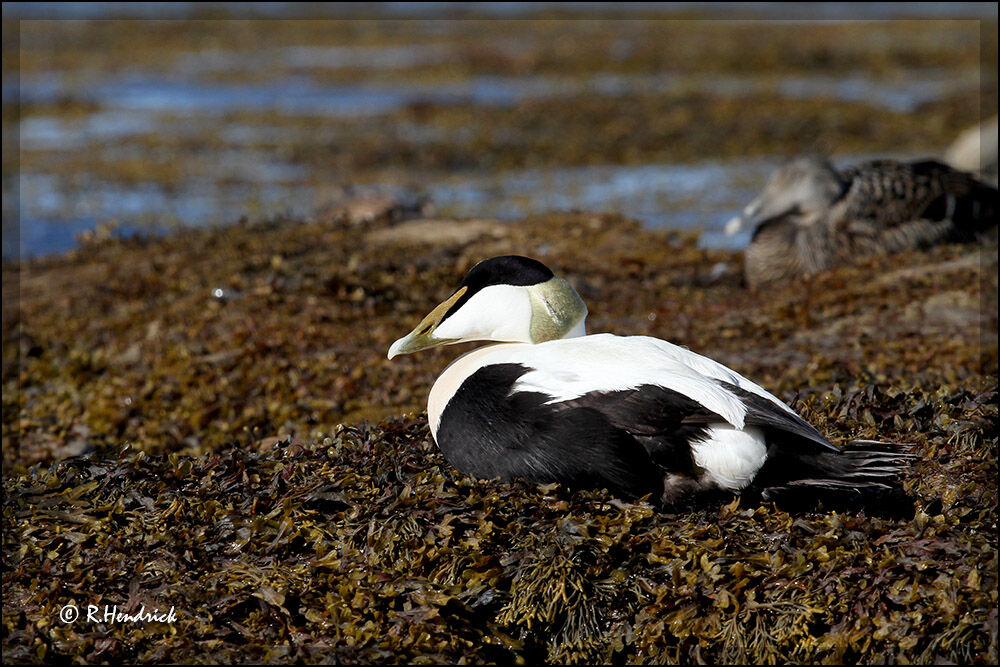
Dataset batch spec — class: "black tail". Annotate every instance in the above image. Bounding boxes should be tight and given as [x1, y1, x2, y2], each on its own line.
[897, 160, 998, 237]
[949, 179, 999, 237]
[919, 163, 999, 237]
[754, 440, 917, 515]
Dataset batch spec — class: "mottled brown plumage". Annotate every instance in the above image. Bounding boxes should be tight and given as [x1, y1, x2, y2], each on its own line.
[727, 157, 998, 287]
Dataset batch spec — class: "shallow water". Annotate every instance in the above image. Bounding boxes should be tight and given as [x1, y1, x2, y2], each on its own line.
[10, 60, 973, 259]
[16, 67, 979, 118]
[5, 12, 991, 259]
[13, 159, 760, 257]
[16, 153, 923, 258]
[427, 158, 780, 249]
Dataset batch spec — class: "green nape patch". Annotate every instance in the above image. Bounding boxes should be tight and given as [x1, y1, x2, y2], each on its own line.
[3, 394, 997, 664]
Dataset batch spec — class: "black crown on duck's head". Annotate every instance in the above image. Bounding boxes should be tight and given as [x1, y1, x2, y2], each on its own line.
[461, 255, 554, 288]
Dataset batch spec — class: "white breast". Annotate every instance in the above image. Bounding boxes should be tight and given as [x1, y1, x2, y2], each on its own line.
[426, 343, 528, 438]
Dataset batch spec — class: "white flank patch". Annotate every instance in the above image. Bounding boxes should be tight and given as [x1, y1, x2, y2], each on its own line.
[433, 284, 533, 344]
[690, 425, 768, 490]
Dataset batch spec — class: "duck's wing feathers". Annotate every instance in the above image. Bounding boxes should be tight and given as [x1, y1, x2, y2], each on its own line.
[506, 334, 836, 453]
[838, 160, 946, 225]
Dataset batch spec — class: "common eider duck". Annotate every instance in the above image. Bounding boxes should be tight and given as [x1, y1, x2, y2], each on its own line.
[388, 255, 911, 506]
[724, 157, 998, 288]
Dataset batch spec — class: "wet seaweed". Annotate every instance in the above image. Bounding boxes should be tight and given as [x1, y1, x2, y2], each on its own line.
[3, 206, 997, 663]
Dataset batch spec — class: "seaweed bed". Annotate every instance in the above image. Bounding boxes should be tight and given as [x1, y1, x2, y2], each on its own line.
[2, 211, 998, 663]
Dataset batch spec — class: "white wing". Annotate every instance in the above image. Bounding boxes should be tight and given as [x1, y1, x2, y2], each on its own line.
[459, 333, 795, 430]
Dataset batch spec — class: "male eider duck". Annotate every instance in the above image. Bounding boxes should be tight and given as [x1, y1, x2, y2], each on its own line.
[388, 255, 911, 506]
[725, 157, 998, 288]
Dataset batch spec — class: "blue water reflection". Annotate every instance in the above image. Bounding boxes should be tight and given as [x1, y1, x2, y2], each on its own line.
[16, 68, 977, 117]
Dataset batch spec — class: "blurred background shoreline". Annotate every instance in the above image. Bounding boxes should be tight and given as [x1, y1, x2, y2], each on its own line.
[3, 2, 998, 259]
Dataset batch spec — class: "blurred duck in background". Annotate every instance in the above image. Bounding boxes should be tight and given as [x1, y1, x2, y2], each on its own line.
[725, 156, 998, 288]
